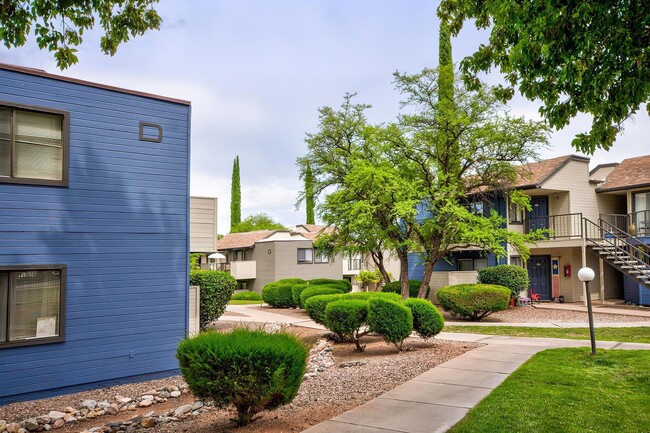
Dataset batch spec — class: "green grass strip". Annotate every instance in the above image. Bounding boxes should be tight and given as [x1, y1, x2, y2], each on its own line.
[449, 348, 650, 433]
[228, 300, 265, 305]
[444, 325, 650, 344]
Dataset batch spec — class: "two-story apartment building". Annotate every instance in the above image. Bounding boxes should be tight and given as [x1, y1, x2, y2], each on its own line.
[411, 154, 650, 306]
[216, 224, 343, 292]
[0, 64, 191, 403]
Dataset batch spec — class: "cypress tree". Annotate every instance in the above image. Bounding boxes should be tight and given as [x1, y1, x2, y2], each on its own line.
[230, 156, 241, 230]
[305, 164, 315, 224]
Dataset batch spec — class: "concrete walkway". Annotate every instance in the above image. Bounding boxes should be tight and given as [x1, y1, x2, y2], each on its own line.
[302, 333, 650, 433]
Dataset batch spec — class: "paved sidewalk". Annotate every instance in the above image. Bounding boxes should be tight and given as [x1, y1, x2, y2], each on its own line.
[535, 301, 650, 318]
[302, 334, 650, 433]
[224, 304, 324, 329]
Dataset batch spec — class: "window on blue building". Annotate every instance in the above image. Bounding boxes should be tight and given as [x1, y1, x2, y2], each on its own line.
[0, 267, 64, 347]
[0, 104, 68, 186]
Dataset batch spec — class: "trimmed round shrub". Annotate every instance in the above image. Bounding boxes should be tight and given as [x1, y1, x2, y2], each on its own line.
[262, 278, 306, 308]
[177, 329, 308, 426]
[478, 265, 529, 299]
[309, 278, 353, 293]
[437, 283, 510, 321]
[382, 280, 427, 298]
[325, 299, 368, 342]
[291, 283, 311, 307]
[299, 286, 343, 309]
[404, 298, 445, 339]
[190, 270, 237, 329]
[367, 298, 413, 351]
[304, 291, 401, 325]
[231, 291, 262, 301]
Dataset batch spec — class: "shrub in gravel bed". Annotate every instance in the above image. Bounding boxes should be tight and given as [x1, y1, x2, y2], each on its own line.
[325, 299, 369, 350]
[231, 291, 262, 301]
[437, 283, 510, 321]
[292, 283, 311, 307]
[305, 292, 401, 325]
[367, 298, 413, 351]
[310, 278, 353, 292]
[177, 329, 309, 427]
[190, 270, 237, 329]
[382, 280, 427, 298]
[299, 286, 343, 308]
[262, 278, 306, 308]
[404, 298, 445, 339]
[478, 265, 529, 299]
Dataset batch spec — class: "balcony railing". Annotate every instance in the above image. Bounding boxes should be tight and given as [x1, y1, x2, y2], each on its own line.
[524, 213, 583, 239]
[347, 258, 362, 271]
[201, 263, 230, 271]
[600, 211, 650, 237]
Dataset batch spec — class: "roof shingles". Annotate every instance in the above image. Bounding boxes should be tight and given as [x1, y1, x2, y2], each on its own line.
[597, 155, 650, 192]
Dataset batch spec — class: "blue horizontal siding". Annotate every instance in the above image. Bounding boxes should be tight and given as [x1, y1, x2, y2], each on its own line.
[0, 67, 190, 403]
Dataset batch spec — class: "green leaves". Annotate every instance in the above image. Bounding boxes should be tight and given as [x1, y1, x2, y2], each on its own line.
[230, 213, 287, 233]
[439, 0, 650, 153]
[230, 156, 241, 230]
[0, 0, 162, 69]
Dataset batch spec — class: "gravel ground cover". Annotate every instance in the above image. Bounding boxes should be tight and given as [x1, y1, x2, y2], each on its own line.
[0, 322, 477, 433]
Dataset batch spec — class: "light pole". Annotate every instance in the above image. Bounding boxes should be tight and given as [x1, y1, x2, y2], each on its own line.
[578, 267, 597, 355]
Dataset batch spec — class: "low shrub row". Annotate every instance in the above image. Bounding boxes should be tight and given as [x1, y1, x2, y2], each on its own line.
[477, 264, 529, 299]
[381, 280, 428, 298]
[190, 270, 237, 329]
[230, 291, 262, 301]
[262, 278, 353, 308]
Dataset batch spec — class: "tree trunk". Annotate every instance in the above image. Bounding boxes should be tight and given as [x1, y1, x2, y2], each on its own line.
[396, 249, 410, 300]
[370, 250, 392, 284]
[418, 260, 435, 299]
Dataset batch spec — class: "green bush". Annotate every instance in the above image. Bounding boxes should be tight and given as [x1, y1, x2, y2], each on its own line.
[231, 291, 262, 301]
[299, 286, 343, 309]
[478, 265, 530, 299]
[190, 270, 237, 329]
[404, 298, 445, 339]
[304, 291, 401, 325]
[309, 278, 353, 293]
[177, 329, 308, 426]
[367, 298, 413, 351]
[382, 280, 428, 298]
[261, 278, 306, 308]
[437, 283, 510, 321]
[291, 283, 311, 307]
[325, 299, 368, 344]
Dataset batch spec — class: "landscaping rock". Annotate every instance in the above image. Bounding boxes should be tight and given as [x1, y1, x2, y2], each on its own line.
[138, 400, 152, 408]
[0, 420, 7, 433]
[51, 420, 64, 430]
[169, 391, 181, 398]
[80, 400, 97, 410]
[22, 418, 38, 432]
[6, 424, 21, 433]
[173, 405, 193, 417]
[140, 417, 156, 428]
[46, 412, 64, 421]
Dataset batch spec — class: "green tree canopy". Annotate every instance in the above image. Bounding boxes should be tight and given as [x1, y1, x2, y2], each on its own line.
[438, 0, 650, 154]
[230, 213, 287, 234]
[0, 0, 162, 69]
[230, 155, 241, 230]
[304, 164, 315, 225]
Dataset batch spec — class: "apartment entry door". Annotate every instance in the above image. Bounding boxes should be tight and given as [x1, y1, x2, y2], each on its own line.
[527, 196, 549, 231]
[528, 255, 551, 300]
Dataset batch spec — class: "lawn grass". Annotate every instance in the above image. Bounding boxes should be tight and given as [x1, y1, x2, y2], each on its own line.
[228, 300, 264, 305]
[444, 325, 650, 344]
[449, 348, 650, 433]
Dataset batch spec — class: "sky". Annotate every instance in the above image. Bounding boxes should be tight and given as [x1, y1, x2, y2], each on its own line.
[1, 1, 649, 234]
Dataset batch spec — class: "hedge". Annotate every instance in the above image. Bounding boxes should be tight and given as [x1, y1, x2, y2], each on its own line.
[261, 278, 306, 308]
[304, 292, 401, 325]
[437, 283, 510, 321]
[324, 299, 368, 346]
[230, 291, 262, 301]
[189, 270, 237, 329]
[177, 329, 308, 426]
[382, 280, 428, 298]
[404, 298, 445, 339]
[299, 286, 343, 309]
[367, 298, 413, 351]
[478, 265, 529, 299]
[309, 278, 353, 293]
[291, 283, 311, 307]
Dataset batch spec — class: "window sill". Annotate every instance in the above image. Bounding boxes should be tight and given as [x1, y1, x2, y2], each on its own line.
[0, 335, 64, 349]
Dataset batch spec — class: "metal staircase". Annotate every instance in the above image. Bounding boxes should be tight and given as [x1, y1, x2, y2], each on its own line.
[584, 218, 650, 289]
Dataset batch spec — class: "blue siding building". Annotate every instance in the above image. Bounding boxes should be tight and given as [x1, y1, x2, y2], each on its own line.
[0, 64, 191, 403]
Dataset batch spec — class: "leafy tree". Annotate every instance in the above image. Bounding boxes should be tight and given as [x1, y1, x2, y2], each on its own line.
[230, 213, 287, 233]
[438, 0, 650, 154]
[230, 155, 241, 230]
[304, 164, 315, 224]
[0, 0, 162, 69]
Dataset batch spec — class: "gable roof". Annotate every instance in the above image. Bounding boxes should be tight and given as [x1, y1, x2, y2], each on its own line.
[216, 230, 277, 250]
[513, 155, 589, 189]
[295, 224, 335, 240]
[597, 155, 650, 192]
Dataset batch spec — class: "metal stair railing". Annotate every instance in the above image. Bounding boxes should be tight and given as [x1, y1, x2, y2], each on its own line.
[584, 218, 650, 285]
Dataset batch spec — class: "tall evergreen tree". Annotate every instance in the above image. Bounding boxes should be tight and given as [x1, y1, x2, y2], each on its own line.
[230, 156, 241, 230]
[305, 164, 315, 224]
